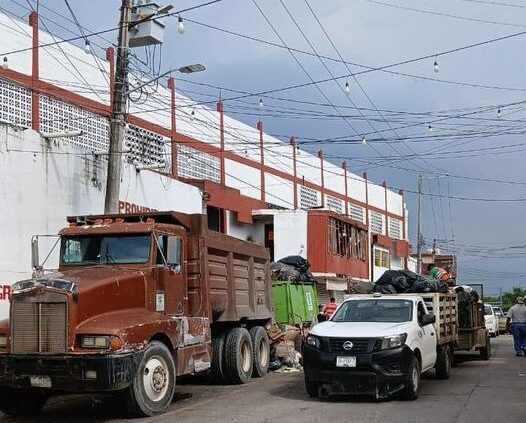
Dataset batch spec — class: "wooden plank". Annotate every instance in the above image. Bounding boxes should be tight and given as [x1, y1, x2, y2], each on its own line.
[226, 251, 236, 320]
[248, 256, 256, 315]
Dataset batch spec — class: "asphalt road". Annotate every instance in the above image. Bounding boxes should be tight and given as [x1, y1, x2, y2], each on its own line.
[1, 335, 525, 423]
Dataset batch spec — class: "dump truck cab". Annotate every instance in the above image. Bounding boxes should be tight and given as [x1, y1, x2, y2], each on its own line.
[0, 213, 221, 417]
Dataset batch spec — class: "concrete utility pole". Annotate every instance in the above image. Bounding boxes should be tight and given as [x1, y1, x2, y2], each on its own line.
[104, 0, 133, 213]
[416, 174, 423, 274]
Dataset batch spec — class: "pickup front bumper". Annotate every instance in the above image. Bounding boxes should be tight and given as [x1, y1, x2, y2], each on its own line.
[0, 351, 143, 393]
[303, 343, 414, 398]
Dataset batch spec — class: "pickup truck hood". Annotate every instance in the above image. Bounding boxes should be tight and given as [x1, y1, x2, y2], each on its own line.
[310, 321, 412, 338]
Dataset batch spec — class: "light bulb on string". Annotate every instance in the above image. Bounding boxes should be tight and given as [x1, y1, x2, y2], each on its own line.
[428, 124, 433, 132]
[190, 109, 196, 121]
[2, 56, 8, 69]
[361, 136, 367, 145]
[497, 107, 501, 118]
[84, 39, 91, 54]
[258, 98, 264, 109]
[344, 81, 350, 95]
[433, 58, 439, 73]
[296, 144, 300, 156]
[177, 16, 185, 34]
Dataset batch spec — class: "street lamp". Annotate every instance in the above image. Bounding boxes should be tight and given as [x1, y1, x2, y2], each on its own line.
[125, 63, 205, 96]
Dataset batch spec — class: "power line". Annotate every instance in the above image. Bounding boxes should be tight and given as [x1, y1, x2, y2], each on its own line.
[363, 0, 526, 28]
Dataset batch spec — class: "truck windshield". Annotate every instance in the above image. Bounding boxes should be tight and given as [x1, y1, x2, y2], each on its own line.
[332, 299, 413, 323]
[484, 305, 493, 315]
[61, 234, 151, 265]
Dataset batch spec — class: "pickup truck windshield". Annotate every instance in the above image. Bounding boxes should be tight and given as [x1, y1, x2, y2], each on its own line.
[332, 299, 413, 323]
[61, 234, 151, 265]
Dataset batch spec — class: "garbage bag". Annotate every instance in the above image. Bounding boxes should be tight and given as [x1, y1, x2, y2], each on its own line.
[269, 358, 283, 371]
[270, 262, 301, 282]
[278, 256, 310, 272]
[373, 283, 397, 294]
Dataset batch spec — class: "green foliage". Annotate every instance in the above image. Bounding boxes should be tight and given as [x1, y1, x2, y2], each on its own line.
[495, 287, 526, 312]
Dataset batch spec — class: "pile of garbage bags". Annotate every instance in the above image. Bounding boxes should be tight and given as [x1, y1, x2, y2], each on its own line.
[270, 255, 316, 283]
[454, 285, 482, 328]
[373, 270, 449, 294]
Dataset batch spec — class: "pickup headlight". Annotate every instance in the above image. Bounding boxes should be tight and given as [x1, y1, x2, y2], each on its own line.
[306, 334, 321, 349]
[377, 333, 407, 351]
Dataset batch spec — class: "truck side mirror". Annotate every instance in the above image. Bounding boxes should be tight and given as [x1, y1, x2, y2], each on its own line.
[166, 237, 182, 271]
[421, 314, 436, 326]
[31, 236, 41, 270]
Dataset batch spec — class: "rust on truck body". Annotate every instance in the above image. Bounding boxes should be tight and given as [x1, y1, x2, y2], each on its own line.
[0, 211, 272, 394]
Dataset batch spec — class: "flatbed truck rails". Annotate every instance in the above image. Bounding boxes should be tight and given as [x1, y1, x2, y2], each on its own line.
[0, 212, 273, 417]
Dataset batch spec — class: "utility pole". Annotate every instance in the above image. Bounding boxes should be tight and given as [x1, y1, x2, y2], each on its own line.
[104, 0, 133, 213]
[416, 174, 423, 274]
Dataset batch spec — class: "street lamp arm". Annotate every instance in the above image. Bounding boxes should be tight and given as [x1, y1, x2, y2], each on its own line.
[125, 64, 205, 96]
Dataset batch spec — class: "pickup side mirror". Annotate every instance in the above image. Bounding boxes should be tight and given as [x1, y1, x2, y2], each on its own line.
[421, 313, 436, 326]
[166, 237, 182, 271]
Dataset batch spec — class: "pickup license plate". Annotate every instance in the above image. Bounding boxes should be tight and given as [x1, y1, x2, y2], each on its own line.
[30, 375, 51, 388]
[336, 356, 356, 367]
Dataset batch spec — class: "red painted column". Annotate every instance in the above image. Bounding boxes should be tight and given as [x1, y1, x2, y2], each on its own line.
[342, 161, 348, 215]
[363, 171, 371, 281]
[383, 180, 388, 234]
[318, 149, 325, 207]
[106, 47, 115, 109]
[29, 11, 39, 132]
[217, 100, 225, 186]
[290, 137, 298, 209]
[167, 77, 177, 178]
[257, 120, 265, 202]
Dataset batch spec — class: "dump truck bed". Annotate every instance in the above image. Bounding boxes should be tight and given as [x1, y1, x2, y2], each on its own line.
[186, 228, 273, 324]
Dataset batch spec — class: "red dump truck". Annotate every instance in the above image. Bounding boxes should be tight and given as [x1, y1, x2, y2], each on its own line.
[0, 212, 273, 417]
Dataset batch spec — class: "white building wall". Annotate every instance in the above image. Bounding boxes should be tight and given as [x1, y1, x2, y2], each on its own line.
[273, 211, 308, 261]
[225, 159, 261, 200]
[368, 183, 386, 210]
[265, 174, 294, 209]
[0, 125, 202, 318]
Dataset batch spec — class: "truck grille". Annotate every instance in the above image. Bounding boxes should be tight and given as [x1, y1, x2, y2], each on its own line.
[11, 301, 67, 354]
[326, 338, 370, 353]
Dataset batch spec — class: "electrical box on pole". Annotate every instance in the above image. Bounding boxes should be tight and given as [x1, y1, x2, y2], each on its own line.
[129, 1, 171, 47]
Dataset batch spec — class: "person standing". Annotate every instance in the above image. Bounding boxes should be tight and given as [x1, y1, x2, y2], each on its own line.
[311, 305, 328, 327]
[323, 297, 338, 317]
[506, 296, 526, 356]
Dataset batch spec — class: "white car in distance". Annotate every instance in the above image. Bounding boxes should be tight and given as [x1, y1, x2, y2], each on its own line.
[484, 304, 499, 337]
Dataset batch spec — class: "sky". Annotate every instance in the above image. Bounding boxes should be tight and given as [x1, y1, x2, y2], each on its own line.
[3, 0, 526, 295]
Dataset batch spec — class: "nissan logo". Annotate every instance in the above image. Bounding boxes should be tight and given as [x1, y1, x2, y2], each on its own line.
[343, 341, 354, 351]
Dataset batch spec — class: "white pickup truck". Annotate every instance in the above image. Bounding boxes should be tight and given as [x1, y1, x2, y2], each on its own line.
[303, 292, 460, 400]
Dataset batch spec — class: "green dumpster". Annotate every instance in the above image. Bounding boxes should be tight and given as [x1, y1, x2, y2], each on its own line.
[272, 281, 318, 325]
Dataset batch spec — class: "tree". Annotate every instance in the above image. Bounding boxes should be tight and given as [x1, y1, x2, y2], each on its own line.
[500, 287, 526, 312]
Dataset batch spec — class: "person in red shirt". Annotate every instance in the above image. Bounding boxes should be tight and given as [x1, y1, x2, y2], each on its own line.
[323, 297, 338, 317]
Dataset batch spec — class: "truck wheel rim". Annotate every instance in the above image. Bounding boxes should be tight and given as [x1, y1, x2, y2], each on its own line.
[143, 356, 170, 402]
[241, 341, 252, 373]
[259, 338, 269, 368]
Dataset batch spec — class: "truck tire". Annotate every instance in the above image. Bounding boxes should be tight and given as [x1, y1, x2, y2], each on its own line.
[304, 377, 319, 398]
[126, 341, 176, 417]
[400, 356, 420, 400]
[211, 330, 227, 381]
[224, 327, 253, 384]
[0, 388, 47, 416]
[435, 345, 452, 379]
[480, 334, 491, 360]
[249, 326, 270, 378]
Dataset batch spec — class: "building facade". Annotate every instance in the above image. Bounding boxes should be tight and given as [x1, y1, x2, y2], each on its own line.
[0, 11, 409, 316]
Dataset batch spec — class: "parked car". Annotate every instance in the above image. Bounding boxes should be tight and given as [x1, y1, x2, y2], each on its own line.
[484, 304, 499, 337]
[492, 306, 507, 334]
